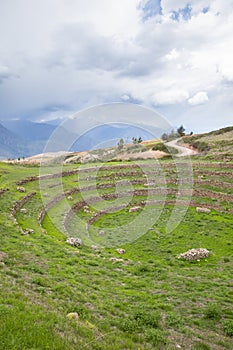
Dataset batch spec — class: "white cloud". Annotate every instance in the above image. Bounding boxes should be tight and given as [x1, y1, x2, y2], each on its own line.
[0, 0, 232, 131]
[188, 91, 209, 106]
[152, 89, 189, 105]
[121, 94, 131, 101]
[0, 64, 11, 83]
[165, 48, 180, 61]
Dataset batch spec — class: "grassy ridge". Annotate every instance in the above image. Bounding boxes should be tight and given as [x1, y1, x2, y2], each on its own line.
[0, 157, 233, 349]
[182, 126, 233, 156]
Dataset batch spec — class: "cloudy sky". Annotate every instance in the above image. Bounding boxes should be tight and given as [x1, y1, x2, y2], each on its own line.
[0, 0, 233, 132]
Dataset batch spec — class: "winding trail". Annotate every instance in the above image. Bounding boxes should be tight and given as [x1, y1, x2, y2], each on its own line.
[166, 138, 198, 157]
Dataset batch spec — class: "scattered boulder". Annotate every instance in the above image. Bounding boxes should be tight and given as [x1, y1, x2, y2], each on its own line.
[99, 230, 105, 236]
[144, 182, 155, 187]
[67, 195, 73, 201]
[43, 193, 49, 197]
[24, 228, 34, 234]
[129, 206, 141, 213]
[196, 207, 211, 214]
[178, 248, 210, 261]
[20, 208, 28, 214]
[17, 186, 25, 193]
[91, 245, 98, 251]
[110, 257, 124, 262]
[83, 205, 90, 213]
[116, 248, 125, 255]
[66, 237, 82, 247]
[66, 312, 79, 321]
[85, 302, 94, 310]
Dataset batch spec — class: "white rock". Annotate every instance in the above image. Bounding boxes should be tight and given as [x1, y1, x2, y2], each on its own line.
[178, 248, 210, 261]
[17, 186, 25, 193]
[196, 207, 211, 214]
[66, 237, 82, 247]
[116, 248, 125, 255]
[129, 206, 141, 213]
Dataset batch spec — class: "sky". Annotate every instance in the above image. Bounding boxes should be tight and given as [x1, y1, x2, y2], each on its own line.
[0, 0, 233, 132]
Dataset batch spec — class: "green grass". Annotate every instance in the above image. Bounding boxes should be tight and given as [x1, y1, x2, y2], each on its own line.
[182, 126, 233, 155]
[0, 156, 233, 349]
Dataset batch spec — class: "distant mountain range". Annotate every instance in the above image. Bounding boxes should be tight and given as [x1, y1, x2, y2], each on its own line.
[0, 119, 156, 159]
[0, 123, 28, 159]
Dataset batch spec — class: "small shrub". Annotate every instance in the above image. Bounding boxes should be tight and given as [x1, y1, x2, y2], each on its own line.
[204, 304, 221, 320]
[144, 328, 167, 346]
[134, 264, 151, 275]
[119, 318, 139, 332]
[192, 141, 210, 152]
[193, 342, 211, 350]
[223, 319, 233, 337]
[152, 142, 167, 152]
[133, 309, 161, 328]
[166, 312, 183, 329]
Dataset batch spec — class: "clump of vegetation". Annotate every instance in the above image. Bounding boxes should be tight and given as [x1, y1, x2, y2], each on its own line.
[166, 312, 183, 329]
[223, 319, 233, 337]
[152, 142, 178, 154]
[133, 308, 161, 328]
[126, 144, 145, 153]
[204, 303, 221, 320]
[117, 138, 124, 151]
[192, 141, 210, 152]
[161, 125, 187, 141]
[152, 142, 168, 152]
[193, 342, 211, 350]
[144, 328, 167, 347]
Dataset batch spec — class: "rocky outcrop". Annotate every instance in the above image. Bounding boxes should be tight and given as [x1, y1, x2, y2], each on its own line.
[178, 248, 210, 261]
[17, 186, 26, 193]
[196, 207, 211, 214]
[66, 237, 82, 247]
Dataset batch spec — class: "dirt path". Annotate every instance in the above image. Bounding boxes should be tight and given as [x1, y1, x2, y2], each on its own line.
[166, 138, 198, 157]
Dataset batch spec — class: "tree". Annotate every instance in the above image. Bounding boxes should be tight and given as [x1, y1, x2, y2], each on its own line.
[132, 136, 143, 144]
[117, 138, 124, 151]
[177, 125, 185, 137]
[161, 133, 169, 141]
[132, 137, 137, 144]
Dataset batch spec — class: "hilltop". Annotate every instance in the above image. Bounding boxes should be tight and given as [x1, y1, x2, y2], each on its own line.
[181, 126, 233, 159]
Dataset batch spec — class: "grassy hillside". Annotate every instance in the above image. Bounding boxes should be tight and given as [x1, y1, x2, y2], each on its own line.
[182, 126, 233, 158]
[0, 154, 233, 349]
